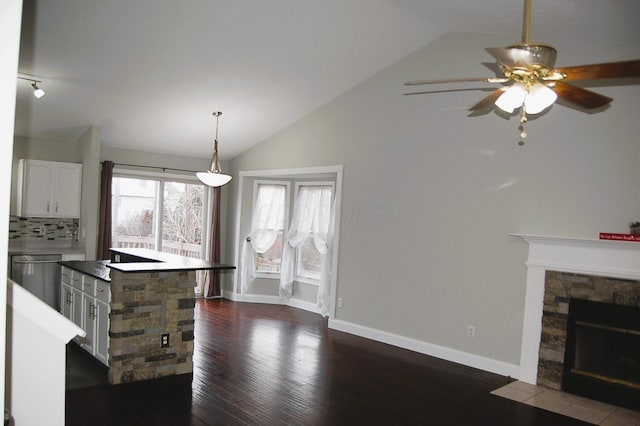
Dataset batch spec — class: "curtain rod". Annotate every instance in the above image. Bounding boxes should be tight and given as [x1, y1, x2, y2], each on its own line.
[105, 161, 198, 174]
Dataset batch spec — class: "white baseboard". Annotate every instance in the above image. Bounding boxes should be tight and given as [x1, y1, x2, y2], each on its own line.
[328, 318, 520, 379]
[219, 291, 518, 378]
[221, 290, 321, 314]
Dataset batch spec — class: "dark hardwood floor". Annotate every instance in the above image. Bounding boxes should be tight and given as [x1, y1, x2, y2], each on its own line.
[66, 299, 588, 425]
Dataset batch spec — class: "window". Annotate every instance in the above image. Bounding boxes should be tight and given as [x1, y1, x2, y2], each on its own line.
[111, 177, 159, 250]
[111, 174, 208, 291]
[293, 183, 334, 284]
[252, 181, 289, 276]
[161, 181, 205, 258]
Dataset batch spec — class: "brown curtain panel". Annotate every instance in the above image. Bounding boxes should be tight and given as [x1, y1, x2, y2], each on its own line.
[97, 161, 114, 260]
[203, 186, 222, 297]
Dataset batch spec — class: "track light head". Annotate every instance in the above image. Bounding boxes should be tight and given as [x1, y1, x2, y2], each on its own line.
[30, 81, 45, 99]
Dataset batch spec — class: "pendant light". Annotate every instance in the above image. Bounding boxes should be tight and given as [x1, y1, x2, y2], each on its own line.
[197, 111, 232, 187]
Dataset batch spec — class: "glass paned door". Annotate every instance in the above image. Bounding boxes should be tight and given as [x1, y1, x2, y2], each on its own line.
[162, 182, 205, 259]
[111, 177, 158, 250]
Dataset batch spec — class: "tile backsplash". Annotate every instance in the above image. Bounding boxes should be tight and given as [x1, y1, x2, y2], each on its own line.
[9, 216, 79, 242]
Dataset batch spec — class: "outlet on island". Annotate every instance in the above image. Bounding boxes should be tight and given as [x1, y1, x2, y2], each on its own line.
[161, 333, 170, 348]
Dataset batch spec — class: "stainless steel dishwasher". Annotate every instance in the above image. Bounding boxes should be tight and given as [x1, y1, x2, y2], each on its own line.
[10, 254, 62, 310]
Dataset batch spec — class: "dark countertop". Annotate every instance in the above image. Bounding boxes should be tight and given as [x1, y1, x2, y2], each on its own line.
[108, 248, 236, 273]
[59, 248, 235, 281]
[60, 260, 112, 282]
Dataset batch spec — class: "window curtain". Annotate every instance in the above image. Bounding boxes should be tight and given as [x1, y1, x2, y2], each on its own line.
[239, 184, 285, 294]
[96, 161, 114, 260]
[203, 186, 221, 298]
[279, 186, 334, 316]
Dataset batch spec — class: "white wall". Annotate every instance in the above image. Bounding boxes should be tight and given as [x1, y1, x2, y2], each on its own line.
[1, 0, 24, 415]
[227, 31, 640, 368]
[79, 126, 101, 260]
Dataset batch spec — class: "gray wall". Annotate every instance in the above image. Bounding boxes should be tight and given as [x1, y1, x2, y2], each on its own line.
[227, 32, 640, 366]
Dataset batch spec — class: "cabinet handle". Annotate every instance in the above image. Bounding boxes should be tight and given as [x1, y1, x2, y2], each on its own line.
[55, 201, 58, 212]
[97, 288, 104, 293]
[47, 201, 50, 212]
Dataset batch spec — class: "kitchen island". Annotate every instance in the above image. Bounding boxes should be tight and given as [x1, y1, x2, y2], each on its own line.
[59, 248, 235, 384]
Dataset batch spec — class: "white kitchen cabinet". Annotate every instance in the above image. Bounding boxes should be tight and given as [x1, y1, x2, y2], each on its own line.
[61, 283, 73, 320]
[71, 287, 83, 331]
[16, 159, 82, 218]
[60, 267, 110, 366]
[82, 296, 96, 353]
[95, 298, 109, 365]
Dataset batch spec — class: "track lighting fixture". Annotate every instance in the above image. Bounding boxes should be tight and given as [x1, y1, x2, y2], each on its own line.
[17, 76, 45, 99]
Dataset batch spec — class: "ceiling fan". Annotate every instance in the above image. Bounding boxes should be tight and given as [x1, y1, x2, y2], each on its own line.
[404, 0, 640, 142]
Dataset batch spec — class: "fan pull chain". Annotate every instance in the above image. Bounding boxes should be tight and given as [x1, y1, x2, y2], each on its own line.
[518, 109, 528, 146]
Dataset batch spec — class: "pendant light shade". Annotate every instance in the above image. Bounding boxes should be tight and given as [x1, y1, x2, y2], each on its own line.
[495, 82, 557, 115]
[495, 84, 527, 113]
[523, 82, 557, 114]
[197, 111, 232, 187]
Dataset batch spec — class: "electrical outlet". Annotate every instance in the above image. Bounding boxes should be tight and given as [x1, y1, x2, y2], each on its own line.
[337, 298, 343, 308]
[161, 333, 170, 348]
[467, 325, 476, 338]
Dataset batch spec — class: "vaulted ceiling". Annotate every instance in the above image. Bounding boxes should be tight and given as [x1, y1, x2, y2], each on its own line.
[14, 0, 640, 159]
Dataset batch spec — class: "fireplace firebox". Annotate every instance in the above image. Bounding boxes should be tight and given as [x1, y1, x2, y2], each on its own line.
[562, 298, 640, 411]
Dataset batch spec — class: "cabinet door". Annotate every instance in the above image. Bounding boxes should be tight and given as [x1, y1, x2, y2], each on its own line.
[53, 163, 82, 218]
[82, 296, 96, 354]
[18, 160, 54, 217]
[71, 288, 83, 329]
[95, 300, 109, 366]
[61, 284, 73, 320]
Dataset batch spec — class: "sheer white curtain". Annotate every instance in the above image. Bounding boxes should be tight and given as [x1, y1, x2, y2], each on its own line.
[240, 184, 285, 294]
[280, 186, 334, 316]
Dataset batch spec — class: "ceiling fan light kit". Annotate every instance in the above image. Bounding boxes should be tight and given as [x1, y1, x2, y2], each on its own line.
[197, 111, 232, 188]
[404, 0, 640, 144]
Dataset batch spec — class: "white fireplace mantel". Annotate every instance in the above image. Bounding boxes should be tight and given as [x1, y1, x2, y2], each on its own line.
[511, 233, 640, 384]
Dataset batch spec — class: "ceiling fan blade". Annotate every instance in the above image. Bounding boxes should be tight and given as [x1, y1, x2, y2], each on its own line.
[403, 87, 496, 96]
[553, 59, 640, 82]
[469, 87, 507, 111]
[551, 81, 613, 109]
[404, 77, 503, 86]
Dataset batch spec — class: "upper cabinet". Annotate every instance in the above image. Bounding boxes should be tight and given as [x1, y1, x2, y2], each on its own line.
[16, 159, 82, 218]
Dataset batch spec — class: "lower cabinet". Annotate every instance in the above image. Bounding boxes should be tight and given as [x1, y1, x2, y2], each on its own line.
[60, 266, 110, 366]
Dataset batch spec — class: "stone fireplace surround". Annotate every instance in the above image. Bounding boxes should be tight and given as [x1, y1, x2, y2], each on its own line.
[512, 234, 640, 387]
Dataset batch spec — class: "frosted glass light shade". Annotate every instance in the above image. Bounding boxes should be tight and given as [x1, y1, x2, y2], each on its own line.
[197, 171, 232, 187]
[495, 84, 527, 113]
[31, 82, 45, 99]
[524, 83, 557, 114]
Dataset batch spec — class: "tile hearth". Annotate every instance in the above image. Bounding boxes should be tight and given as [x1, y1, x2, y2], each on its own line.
[492, 381, 640, 425]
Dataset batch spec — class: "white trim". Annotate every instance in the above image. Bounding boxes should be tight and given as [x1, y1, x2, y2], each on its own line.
[511, 233, 640, 384]
[221, 291, 321, 314]
[232, 165, 344, 316]
[329, 167, 343, 318]
[328, 318, 520, 378]
[239, 165, 343, 178]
